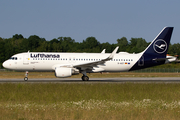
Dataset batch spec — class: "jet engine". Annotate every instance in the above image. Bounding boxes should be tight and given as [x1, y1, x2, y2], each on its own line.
[55, 67, 79, 78]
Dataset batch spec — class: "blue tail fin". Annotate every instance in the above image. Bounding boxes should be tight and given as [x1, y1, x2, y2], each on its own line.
[143, 27, 173, 57]
[130, 27, 174, 71]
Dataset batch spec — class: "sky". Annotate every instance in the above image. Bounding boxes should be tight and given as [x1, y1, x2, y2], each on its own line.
[0, 0, 180, 44]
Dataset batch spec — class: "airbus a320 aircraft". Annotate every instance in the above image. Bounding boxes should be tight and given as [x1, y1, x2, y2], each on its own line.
[3, 27, 174, 81]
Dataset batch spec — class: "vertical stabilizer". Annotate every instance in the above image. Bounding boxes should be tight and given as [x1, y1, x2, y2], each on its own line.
[130, 27, 174, 71]
[142, 27, 173, 57]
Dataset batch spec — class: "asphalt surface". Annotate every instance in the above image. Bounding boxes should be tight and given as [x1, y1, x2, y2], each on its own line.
[0, 77, 180, 83]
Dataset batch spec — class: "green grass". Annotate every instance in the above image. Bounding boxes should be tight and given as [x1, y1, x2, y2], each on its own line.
[0, 83, 180, 119]
[1, 83, 180, 103]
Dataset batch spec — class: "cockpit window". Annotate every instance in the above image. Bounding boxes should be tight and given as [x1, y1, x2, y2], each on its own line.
[9, 57, 18, 60]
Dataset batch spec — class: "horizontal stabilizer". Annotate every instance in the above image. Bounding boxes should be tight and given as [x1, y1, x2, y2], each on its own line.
[152, 57, 172, 61]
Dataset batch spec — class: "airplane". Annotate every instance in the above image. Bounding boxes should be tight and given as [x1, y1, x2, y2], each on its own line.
[2, 27, 174, 81]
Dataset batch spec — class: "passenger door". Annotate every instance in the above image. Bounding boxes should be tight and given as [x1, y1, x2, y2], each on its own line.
[23, 53, 29, 65]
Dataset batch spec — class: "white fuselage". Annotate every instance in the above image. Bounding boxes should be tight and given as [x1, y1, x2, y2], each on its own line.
[3, 52, 142, 72]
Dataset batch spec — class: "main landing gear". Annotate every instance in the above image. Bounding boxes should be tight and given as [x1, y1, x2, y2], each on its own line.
[81, 70, 89, 81]
[81, 75, 89, 81]
[24, 71, 28, 81]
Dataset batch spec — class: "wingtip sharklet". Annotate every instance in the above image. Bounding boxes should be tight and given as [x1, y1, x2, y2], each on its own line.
[101, 49, 106, 54]
[108, 46, 119, 59]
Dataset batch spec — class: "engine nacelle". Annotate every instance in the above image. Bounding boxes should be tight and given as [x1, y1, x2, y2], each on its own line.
[55, 67, 72, 78]
[55, 67, 79, 78]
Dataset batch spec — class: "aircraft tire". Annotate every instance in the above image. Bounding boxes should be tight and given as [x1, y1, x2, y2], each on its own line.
[82, 76, 89, 81]
[24, 77, 28, 81]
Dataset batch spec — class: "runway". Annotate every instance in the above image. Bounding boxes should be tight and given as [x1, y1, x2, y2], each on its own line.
[0, 77, 180, 83]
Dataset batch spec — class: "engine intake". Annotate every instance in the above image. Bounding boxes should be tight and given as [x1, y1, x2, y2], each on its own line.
[55, 67, 79, 78]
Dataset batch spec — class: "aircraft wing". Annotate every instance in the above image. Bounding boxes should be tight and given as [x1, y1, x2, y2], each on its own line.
[73, 47, 119, 70]
[52, 47, 119, 70]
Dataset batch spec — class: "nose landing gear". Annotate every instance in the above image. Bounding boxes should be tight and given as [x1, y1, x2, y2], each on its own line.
[24, 71, 28, 81]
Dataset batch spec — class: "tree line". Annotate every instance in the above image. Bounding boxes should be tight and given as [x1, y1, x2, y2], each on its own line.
[0, 34, 180, 68]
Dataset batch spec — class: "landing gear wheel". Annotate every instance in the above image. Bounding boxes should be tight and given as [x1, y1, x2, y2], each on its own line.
[24, 71, 29, 81]
[24, 77, 28, 81]
[81, 76, 89, 81]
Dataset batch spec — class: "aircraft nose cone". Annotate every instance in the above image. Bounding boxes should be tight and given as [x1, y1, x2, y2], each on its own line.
[2, 61, 8, 68]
